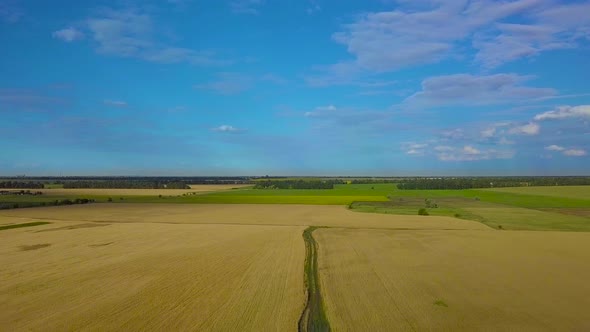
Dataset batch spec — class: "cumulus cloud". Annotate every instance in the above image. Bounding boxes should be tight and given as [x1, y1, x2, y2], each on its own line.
[212, 125, 241, 133]
[405, 74, 556, 106]
[52, 27, 85, 42]
[545, 144, 565, 151]
[463, 145, 480, 155]
[545, 145, 587, 157]
[534, 105, 590, 121]
[563, 149, 587, 157]
[508, 122, 540, 135]
[403, 142, 513, 161]
[402, 142, 430, 156]
[481, 126, 496, 138]
[437, 145, 515, 162]
[304, 105, 336, 117]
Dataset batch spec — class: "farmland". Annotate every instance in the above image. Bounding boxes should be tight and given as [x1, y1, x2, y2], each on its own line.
[0, 214, 305, 330]
[315, 228, 590, 331]
[1, 183, 590, 330]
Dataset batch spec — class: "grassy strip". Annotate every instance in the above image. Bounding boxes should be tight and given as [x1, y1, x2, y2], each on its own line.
[299, 226, 330, 332]
[0, 222, 51, 231]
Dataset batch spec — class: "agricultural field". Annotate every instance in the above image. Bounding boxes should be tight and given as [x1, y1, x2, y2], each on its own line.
[2, 184, 590, 331]
[315, 228, 590, 331]
[484, 185, 590, 200]
[0, 213, 305, 330]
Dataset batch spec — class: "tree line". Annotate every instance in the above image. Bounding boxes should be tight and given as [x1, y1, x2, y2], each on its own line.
[0, 181, 44, 189]
[396, 177, 590, 190]
[0, 198, 95, 210]
[63, 180, 190, 189]
[253, 179, 342, 189]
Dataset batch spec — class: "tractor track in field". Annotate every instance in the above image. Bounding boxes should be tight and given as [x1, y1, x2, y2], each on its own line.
[298, 226, 330, 332]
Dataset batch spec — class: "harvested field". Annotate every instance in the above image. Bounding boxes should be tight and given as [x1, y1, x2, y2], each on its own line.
[0, 203, 489, 230]
[3, 203, 588, 331]
[315, 228, 590, 331]
[0, 219, 305, 330]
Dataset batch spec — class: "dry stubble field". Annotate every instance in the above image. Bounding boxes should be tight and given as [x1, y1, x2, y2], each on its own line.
[0, 208, 304, 331]
[315, 228, 590, 331]
[2, 204, 590, 331]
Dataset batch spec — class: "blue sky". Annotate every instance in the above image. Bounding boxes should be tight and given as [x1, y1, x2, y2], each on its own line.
[1, 0, 589, 175]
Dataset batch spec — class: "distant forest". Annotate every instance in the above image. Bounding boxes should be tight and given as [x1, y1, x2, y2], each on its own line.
[63, 180, 191, 189]
[2, 176, 590, 190]
[253, 179, 342, 189]
[0, 177, 252, 189]
[0, 181, 44, 189]
[396, 177, 590, 190]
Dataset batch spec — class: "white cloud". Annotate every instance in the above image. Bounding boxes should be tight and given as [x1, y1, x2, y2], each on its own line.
[230, 0, 263, 15]
[80, 8, 228, 65]
[307, 1, 321, 15]
[498, 137, 514, 145]
[534, 105, 590, 121]
[406, 149, 424, 156]
[329, 1, 589, 72]
[440, 128, 465, 140]
[508, 122, 540, 135]
[563, 149, 587, 157]
[103, 100, 127, 107]
[545, 145, 587, 157]
[545, 144, 565, 151]
[212, 125, 241, 132]
[402, 142, 429, 156]
[434, 145, 453, 152]
[481, 122, 513, 139]
[52, 27, 85, 42]
[481, 126, 496, 138]
[304, 105, 390, 127]
[437, 145, 515, 162]
[406, 74, 556, 106]
[473, 22, 576, 68]
[463, 145, 480, 155]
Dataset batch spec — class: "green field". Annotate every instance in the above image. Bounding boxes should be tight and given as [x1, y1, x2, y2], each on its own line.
[484, 185, 590, 200]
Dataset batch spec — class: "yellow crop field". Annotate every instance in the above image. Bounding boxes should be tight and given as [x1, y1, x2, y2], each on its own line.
[2, 203, 589, 331]
[315, 228, 590, 331]
[0, 203, 488, 230]
[0, 219, 305, 330]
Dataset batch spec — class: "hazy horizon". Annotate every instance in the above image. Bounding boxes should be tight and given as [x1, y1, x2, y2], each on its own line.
[2, 1, 589, 175]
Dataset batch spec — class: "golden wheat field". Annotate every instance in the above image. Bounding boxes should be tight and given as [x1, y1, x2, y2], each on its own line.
[2, 204, 590, 331]
[315, 228, 590, 331]
[0, 219, 305, 330]
[0, 203, 487, 230]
